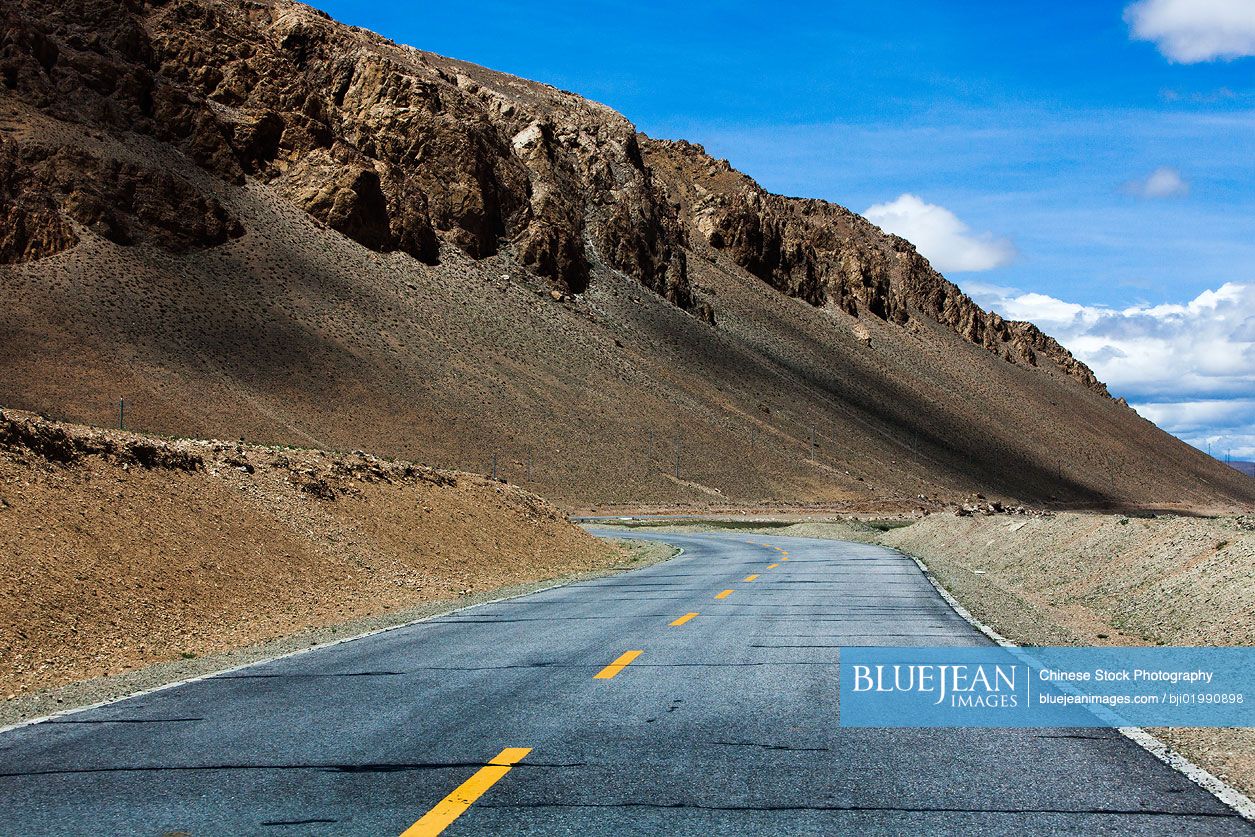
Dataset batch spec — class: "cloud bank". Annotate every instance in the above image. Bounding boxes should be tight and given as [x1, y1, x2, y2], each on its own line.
[1126, 0, 1255, 63]
[863, 194, 1014, 273]
[967, 281, 1255, 458]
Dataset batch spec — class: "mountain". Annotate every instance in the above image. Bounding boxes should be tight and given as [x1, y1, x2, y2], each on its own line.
[2, 0, 1252, 511]
[1230, 461, 1255, 478]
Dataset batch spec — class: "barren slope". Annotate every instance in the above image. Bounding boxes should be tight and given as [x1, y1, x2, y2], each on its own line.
[1, 0, 1251, 510]
[0, 409, 622, 697]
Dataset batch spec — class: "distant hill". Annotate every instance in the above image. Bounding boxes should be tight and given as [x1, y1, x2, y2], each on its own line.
[1, 0, 1252, 511]
[1229, 461, 1255, 478]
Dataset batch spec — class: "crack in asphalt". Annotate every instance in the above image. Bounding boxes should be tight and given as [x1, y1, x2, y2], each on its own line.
[0, 761, 587, 778]
[45, 718, 204, 724]
[438, 616, 673, 623]
[711, 740, 830, 752]
[213, 671, 403, 679]
[476, 801, 1242, 818]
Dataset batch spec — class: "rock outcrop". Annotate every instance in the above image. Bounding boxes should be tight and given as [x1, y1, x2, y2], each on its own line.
[0, 409, 204, 471]
[0, 0, 700, 310]
[645, 139, 1108, 395]
[0, 138, 243, 256]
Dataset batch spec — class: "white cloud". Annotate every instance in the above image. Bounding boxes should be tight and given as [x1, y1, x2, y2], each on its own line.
[1123, 166, 1190, 198]
[969, 281, 1255, 458]
[1135, 400, 1255, 459]
[862, 194, 1015, 273]
[1126, 0, 1255, 63]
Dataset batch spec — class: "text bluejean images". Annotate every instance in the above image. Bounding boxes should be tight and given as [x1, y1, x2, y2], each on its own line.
[839, 647, 1255, 727]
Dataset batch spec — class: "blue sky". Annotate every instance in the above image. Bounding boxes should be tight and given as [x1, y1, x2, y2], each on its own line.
[310, 0, 1255, 459]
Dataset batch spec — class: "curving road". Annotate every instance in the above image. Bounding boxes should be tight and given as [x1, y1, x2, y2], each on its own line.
[0, 530, 1248, 835]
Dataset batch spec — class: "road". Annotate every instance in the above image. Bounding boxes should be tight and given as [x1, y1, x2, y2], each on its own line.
[0, 530, 1248, 835]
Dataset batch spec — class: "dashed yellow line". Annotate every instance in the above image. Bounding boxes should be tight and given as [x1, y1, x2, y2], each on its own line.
[715, 589, 734, 600]
[401, 747, 531, 836]
[767, 563, 780, 569]
[670, 612, 698, 627]
[594, 650, 643, 679]
[743, 574, 759, 582]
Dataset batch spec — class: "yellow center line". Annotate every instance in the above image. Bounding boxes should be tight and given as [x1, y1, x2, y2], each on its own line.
[715, 589, 734, 599]
[767, 563, 780, 569]
[594, 650, 643, 679]
[401, 747, 531, 836]
[670, 612, 699, 627]
[743, 574, 759, 582]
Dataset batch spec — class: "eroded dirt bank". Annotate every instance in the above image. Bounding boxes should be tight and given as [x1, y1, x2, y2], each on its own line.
[0, 409, 626, 702]
[879, 512, 1254, 648]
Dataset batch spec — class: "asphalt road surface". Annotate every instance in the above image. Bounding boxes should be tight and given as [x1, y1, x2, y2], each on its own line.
[0, 530, 1249, 835]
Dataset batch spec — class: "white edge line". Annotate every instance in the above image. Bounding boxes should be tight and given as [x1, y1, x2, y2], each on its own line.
[898, 547, 1255, 823]
[0, 545, 685, 736]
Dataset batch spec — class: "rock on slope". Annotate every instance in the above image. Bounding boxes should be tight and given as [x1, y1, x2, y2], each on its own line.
[1, 0, 1251, 510]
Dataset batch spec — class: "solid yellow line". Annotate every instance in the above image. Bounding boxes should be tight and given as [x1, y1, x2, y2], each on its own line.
[670, 612, 699, 627]
[594, 650, 643, 679]
[743, 574, 759, 582]
[767, 563, 780, 569]
[715, 589, 734, 599]
[401, 747, 531, 836]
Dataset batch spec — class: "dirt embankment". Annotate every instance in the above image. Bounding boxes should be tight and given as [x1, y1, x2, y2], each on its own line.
[877, 512, 1255, 800]
[879, 512, 1254, 647]
[0, 409, 626, 701]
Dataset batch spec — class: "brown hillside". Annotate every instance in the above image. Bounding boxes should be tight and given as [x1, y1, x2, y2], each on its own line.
[0, 408, 620, 697]
[1, 0, 1251, 511]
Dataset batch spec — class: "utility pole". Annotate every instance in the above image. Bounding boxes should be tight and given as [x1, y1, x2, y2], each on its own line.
[118, 398, 125, 431]
[491, 452, 498, 480]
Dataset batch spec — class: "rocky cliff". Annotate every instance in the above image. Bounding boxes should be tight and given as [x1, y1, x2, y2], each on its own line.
[1, 0, 698, 310]
[3, 0, 1106, 386]
[645, 139, 1107, 394]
